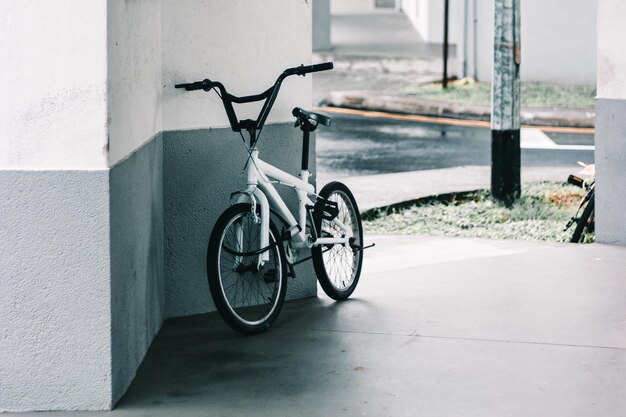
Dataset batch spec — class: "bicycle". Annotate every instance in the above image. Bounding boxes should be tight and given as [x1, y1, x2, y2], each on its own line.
[564, 163, 595, 243]
[175, 63, 372, 334]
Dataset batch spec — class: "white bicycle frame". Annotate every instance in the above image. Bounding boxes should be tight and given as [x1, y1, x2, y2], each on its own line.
[231, 148, 353, 265]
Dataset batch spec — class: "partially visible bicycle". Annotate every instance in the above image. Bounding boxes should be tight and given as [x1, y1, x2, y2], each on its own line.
[175, 63, 372, 334]
[564, 162, 595, 243]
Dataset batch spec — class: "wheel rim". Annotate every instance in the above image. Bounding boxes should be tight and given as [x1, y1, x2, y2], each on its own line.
[319, 190, 361, 291]
[217, 212, 282, 326]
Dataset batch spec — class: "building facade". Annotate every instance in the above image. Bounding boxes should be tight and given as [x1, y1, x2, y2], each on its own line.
[0, 0, 316, 411]
[400, 0, 597, 86]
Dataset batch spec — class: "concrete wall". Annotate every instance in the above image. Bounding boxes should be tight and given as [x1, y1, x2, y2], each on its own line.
[106, 0, 164, 404]
[0, 0, 314, 411]
[470, 0, 596, 85]
[162, 0, 312, 132]
[314, 0, 332, 51]
[331, 0, 376, 15]
[595, 0, 626, 245]
[163, 126, 318, 319]
[0, 1, 112, 411]
[0, 1, 108, 169]
[400, 0, 463, 46]
[161, 0, 315, 319]
[107, 0, 162, 166]
[0, 171, 111, 411]
[109, 136, 164, 404]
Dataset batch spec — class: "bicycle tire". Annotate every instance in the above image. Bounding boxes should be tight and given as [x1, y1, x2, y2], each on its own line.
[570, 193, 595, 243]
[312, 182, 364, 300]
[207, 203, 287, 334]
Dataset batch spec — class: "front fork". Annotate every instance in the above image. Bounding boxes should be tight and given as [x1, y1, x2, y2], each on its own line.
[231, 187, 270, 267]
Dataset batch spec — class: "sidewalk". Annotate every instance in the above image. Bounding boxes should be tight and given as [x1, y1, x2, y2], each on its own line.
[326, 166, 575, 213]
[12, 235, 626, 416]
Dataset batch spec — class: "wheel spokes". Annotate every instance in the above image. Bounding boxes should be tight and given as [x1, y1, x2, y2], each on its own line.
[320, 191, 360, 291]
[218, 213, 281, 324]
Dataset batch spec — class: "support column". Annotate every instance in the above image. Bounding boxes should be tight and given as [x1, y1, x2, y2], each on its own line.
[0, 0, 165, 410]
[313, 0, 332, 51]
[0, 1, 113, 411]
[491, 0, 521, 205]
[596, 0, 626, 245]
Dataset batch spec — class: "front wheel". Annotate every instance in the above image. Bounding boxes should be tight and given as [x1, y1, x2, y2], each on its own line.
[207, 203, 287, 334]
[312, 182, 364, 300]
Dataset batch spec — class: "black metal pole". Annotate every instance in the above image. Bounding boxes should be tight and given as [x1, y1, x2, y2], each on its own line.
[443, 0, 450, 89]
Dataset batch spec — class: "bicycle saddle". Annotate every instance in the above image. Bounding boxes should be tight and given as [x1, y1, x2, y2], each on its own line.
[292, 107, 331, 127]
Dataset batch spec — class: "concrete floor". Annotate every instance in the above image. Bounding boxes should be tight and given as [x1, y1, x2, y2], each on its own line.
[14, 235, 626, 416]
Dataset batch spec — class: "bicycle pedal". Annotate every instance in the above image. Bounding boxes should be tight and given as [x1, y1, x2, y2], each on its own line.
[314, 198, 339, 222]
[564, 217, 577, 231]
[287, 263, 297, 279]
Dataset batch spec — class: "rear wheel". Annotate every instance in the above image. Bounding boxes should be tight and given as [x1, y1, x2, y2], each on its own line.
[207, 203, 287, 334]
[312, 182, 363, 300]
[571, 193, 595, 243]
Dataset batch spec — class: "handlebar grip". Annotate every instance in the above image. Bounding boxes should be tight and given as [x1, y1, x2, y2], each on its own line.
[284, 62, 334, 76]
[302, 62, 334, 74]
[568, 175, 584, 188]
[174, 79, 215, 91]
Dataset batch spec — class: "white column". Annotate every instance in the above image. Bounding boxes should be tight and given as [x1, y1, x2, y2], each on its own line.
[313, 0, 332, 51]
[0, 1, 113, 411]
[595, 0, 626, 245]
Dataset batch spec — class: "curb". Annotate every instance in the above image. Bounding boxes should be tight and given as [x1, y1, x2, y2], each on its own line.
[360, 190, 482, 220]
[327, 90, 595, 129]
[313, 52, 454, 76]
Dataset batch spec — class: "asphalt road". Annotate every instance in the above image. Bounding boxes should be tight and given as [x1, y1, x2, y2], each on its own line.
[316, 113, 595, 178]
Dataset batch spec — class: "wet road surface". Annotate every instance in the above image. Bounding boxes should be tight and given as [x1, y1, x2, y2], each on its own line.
[316, 113, 594, 178]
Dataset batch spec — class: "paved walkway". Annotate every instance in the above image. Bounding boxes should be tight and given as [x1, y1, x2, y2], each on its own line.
[13, 235, 626, 416]
[319, 165, 575, 213]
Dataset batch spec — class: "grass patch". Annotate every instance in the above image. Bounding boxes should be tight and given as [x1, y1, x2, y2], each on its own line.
[404, 79, 596, 109]
[363, 182, 592, 243]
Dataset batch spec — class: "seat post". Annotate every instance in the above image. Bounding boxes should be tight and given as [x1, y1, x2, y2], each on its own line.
[300, 118, 319, 172]
[301, 125, 311, 171]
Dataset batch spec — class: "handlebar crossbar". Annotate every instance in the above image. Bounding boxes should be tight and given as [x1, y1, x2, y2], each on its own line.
[175, 62, 334, 133]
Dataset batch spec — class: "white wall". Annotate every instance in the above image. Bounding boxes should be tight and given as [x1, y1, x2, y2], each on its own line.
[595, 0, 626, 246]
[400, 0, 596, 85]
[0, 0, 315, 410]
[332, 0, 375, 15]
[597, 1, 626, 100]
[107, 0, 162, 166]
[401, 0, 426, 39]
[162, 0, 312, 133]
[313, 0, 332, 51]
[106, 0, 165, 405]
[161, 0, 315, 319]
[471, 0, 596, 85]
[401, 0, 463, 46]
[0, 0, 108, 170]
